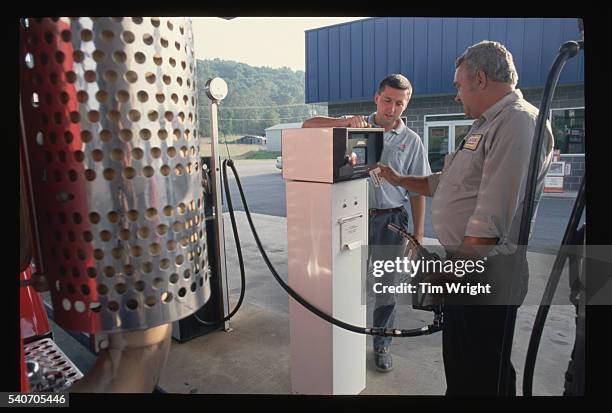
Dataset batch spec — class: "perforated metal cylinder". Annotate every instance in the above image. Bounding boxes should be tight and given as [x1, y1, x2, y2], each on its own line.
[19, 17, 210, 333]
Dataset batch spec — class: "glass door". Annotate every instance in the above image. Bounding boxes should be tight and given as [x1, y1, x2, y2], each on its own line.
[426, 125, 450, 172]
[425, 119, 474, 172]
[453, 124, 472, 150]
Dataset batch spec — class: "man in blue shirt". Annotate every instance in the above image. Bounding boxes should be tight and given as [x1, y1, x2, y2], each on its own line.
[302, 74, 431, 372]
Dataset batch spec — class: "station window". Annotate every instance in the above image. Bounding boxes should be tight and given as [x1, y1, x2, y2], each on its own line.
[551, 107, 585, 154]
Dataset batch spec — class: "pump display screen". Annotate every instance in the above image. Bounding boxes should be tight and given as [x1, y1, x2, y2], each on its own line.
[352, 147, 366, 165]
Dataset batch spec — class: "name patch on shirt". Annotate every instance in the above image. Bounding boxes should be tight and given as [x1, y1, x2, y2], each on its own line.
[463, 134, 483, 151]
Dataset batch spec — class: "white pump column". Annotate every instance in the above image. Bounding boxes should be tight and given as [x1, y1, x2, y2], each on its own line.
[282, 127, 383, 395]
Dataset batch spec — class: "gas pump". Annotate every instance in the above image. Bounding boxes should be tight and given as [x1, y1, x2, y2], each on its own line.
[500, 19, 586, 396]
[171, 77, 234, 342]
[517, 33, 586, 396]
[282, 127, 382, 394]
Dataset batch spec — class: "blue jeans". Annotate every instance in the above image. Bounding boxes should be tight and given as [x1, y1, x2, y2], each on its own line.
[368, 208, 409, 350]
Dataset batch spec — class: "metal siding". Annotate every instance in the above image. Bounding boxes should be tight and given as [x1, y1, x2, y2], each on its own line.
[317, 29, 329, 102]
[329, 27, 340, 102]
[541, 18, 564, 85]
[441, 17, 458, 95]
[363, 19, 376, 98]
[306, 31, 318, 103]
[374, 18, 388, 88]
[472, 18, 490, 43]
[522, 18, 543, 87]
[387, 17, 401, 75]
[306, 17, 583, 104]
[400, 18, 414, 83]
[427, 17, 443, 93]
[456, 18, 474, 58]
[505, 18, 525, 84]
[413, 17, 428, 95]
[560, 18, 582, 83]
[339, 25, 352, 100]
[489, 18, 507, 44]
[350, 23, 363, 99]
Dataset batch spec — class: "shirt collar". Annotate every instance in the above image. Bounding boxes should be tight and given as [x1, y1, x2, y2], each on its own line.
[477, 89, 523, 125]
[368, 112, 406, 135]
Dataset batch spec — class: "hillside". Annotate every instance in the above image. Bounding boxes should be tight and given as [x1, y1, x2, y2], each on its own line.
[196, 58, 327, 137]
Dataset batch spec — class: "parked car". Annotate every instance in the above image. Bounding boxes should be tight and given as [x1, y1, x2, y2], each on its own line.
[275, 156, 283, 170]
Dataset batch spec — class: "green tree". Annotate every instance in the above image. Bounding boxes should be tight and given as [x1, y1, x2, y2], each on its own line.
[196, 59, 326, 136]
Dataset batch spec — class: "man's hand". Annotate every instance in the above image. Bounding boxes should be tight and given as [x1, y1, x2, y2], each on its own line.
[370, 163, 403, 186]
[345, 115, 370, 128]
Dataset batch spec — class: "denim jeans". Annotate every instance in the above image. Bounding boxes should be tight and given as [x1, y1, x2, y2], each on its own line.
[368, 208, 409, 350]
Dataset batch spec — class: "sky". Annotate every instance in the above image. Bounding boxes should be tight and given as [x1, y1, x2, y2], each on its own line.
[191, 17, 366, 72]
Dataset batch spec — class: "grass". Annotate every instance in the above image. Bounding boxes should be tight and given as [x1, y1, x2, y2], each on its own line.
[220, 135, 245, 143]
[198, 141, 279, 159]
[200, 134, 279, 159]
[241, 150, 281, 160]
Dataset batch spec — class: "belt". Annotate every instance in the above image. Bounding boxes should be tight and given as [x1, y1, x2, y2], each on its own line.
[368, 206, 404, 216]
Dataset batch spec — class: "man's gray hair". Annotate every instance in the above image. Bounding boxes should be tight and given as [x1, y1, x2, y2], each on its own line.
[456, 41, 518, 86]
[377, 74, 413, 96]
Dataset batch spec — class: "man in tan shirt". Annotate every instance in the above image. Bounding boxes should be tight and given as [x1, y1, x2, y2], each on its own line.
[375, 41, 553, 395]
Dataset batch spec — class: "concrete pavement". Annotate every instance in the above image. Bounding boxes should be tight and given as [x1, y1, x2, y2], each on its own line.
[44, 157, 580, 395]
[157, 212, 577, 395]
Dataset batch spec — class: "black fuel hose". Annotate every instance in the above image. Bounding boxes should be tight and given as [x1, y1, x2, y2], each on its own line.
[193, 158, 247, 325]
[522, 177, 585, 395]
[496, 40, 582, 395]
[222, 158, 442, 337]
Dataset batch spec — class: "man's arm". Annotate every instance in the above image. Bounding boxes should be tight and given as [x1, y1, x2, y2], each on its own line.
[302, 115, 370, 128]
[409, 195, 426, 242]
[374, 164, 432, 196]
[396, 174, 432, 197]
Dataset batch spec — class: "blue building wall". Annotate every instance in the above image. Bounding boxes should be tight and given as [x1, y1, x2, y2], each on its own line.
[305, 17, 584, 104]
